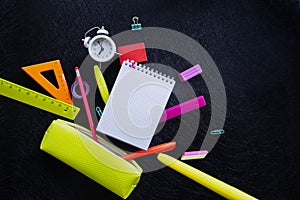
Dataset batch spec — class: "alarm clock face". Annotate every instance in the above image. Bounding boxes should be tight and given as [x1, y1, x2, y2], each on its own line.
[88, 35, 116, 62]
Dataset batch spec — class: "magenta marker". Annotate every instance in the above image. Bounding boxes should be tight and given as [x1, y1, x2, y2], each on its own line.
[160, 96, 206, 122]
[179, 64, 202, 82]
[183, 150, 208, 157]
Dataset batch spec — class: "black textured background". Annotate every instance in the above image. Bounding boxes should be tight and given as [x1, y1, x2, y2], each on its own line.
[0, 0, 299, 199]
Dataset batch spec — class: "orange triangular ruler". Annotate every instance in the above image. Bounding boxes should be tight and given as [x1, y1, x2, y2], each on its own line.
[22, 60, 72, 104]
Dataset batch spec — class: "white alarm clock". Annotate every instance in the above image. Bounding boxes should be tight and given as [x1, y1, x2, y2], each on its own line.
[82, 26, 117, 63]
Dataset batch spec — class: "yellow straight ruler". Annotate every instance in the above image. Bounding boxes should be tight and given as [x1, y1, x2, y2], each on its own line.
[0, 78, 80, 120]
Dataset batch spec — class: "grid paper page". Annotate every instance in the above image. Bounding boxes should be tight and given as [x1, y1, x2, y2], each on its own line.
[96, 60, 175, 150]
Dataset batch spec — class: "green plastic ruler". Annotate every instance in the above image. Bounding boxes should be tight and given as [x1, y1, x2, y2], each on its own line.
[0, 78, 80, 120]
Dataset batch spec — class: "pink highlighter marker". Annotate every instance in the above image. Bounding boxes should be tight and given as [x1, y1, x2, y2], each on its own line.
[75, 66, 98, 142]
[183, 150, 208, 157]
[179, 64, 202, 82]
[181, 150, 209, 161]
[160, 96, 206, 122]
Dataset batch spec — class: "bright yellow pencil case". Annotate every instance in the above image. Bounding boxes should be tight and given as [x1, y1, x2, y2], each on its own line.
[40, 119, 142, 199]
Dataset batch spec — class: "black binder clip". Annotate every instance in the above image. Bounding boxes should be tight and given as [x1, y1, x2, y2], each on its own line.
[131, 16, 142, 31]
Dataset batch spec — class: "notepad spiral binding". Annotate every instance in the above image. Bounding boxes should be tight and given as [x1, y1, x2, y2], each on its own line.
[124, 59, 175, 85]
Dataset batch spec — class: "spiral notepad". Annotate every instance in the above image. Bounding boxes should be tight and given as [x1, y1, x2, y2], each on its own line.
[97, 60, 175, 150]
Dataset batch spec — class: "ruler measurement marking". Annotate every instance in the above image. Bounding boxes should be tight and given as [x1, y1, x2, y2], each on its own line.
[0, 78, 79, 119]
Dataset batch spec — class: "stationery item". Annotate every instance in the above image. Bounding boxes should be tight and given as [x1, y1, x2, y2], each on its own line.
[97, 60, 175, 150]
[157, 153, 258, 200]
[160, 96, 206, 122]
[22, 60, 72, 104]
[210, 129, 225, 135]
[96, 106, 103, 118]
[131, 16, 142, 31]
[75, 67, 98, 142]
[181, 150, 208, 160]
[118, 43, 147, 65]
[94, 65, 109, 104]
[183, 150, 208, 156]
[71, 80, 90, 99]
[0, 78, 79, 120]
[82, 26, 117, 63]
[178, 64, 202, 82]
[130, 60, 138, 68]
[40, 119, 142, 199]
[121, 142, 176, 161]
[181, 154, 206, 160]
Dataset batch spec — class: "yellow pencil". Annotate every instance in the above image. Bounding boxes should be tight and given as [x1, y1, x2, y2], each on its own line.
[94, 65, 109, 104]
[157, 153, 258, 200]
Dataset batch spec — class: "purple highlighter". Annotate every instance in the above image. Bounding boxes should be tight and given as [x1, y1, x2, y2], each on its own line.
[178, 64, 202, 82]
[183, 150, 208, 157]
[181, 150, 208, 160]
[160, 96, 206, 122]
